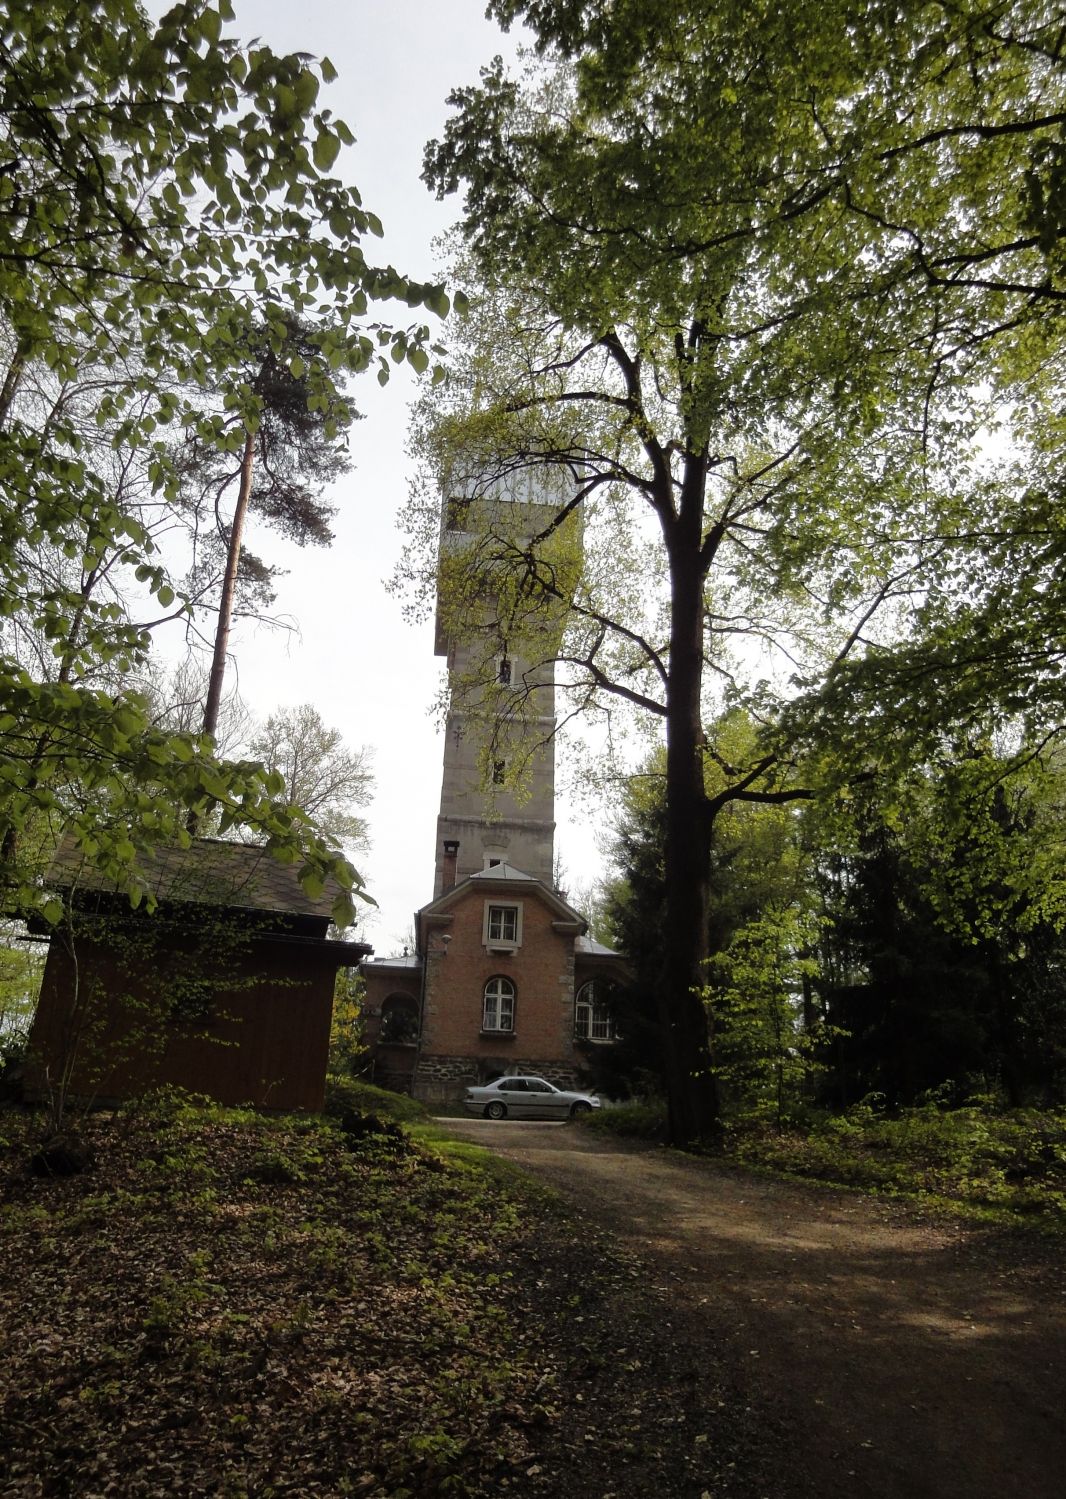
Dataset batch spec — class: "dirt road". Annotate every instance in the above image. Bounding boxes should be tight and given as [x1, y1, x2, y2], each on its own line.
[441, 1117, 1066, 1499]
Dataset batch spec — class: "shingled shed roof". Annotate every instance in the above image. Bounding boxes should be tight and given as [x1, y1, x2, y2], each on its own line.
[46, 834, 343, 921]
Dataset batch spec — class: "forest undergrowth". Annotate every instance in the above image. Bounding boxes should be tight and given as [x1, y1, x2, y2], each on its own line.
[585, 1098, 1066, 1228]
[0, 1087, 782, 1499]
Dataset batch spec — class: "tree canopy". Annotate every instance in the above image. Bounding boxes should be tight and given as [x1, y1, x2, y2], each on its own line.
[412, 0, 1066, 1140]
[0, 0, 451, 923]
[604, 723, 1066, 1115]
[248, 705, 372, 851]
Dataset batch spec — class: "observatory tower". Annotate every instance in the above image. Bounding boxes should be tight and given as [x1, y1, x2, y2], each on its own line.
[431, 466, 577, 895]
[359, 461, 624, 1105]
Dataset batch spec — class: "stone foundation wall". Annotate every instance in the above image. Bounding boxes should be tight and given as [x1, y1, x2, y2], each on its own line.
[411, 1054, 474, 1104]
[413, 1052, 582, 1104]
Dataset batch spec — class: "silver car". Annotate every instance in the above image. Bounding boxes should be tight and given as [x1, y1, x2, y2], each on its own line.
[463, 1075, 601, 1121]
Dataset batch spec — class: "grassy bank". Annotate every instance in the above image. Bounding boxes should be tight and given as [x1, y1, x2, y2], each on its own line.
[584, 1099, 1066, 1227]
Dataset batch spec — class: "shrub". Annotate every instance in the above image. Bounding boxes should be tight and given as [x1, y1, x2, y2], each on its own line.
[730, 1101, 1066, 1224]
[322, 1074, 427, 1124]
[581, 1101, 667, 1140]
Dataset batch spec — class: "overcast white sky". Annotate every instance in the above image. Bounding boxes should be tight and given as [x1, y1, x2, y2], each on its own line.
[199, 2, 607, 949]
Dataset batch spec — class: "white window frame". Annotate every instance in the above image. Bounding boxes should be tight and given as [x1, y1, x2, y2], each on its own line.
[483, 901, 522, 950]
[575, 981, 617, 1042]
[482, 976, 516, 1033]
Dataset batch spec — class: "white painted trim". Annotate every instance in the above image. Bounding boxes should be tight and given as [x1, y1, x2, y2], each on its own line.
[483, 899, 523, 951]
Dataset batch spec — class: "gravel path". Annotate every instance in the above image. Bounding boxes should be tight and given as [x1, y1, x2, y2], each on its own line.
[440, 1117, 1066, 1499]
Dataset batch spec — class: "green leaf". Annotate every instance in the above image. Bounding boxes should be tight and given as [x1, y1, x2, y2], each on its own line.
[313, 128, 340, 171]
[294, 68, 319, 111]
[331, 890, 356, 928]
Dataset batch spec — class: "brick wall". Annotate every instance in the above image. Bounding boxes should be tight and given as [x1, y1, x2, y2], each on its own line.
[361, 967, 421, 1048]
[420, 885, 578, 1064]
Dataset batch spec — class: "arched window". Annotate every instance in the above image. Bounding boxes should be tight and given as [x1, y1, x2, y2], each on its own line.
[575, 981, 617, 1042]
[380, 994, 418, 1045]
[482, 976, 516, 1033]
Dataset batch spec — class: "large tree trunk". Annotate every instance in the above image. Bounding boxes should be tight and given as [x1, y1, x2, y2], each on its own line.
[657, 461, 721, 1145]
[202, 429, 255, 740]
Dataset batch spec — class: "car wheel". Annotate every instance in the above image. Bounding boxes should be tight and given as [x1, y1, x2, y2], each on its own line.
[570, 1101, 592, 1118]
[485, 1101, 507, 1120]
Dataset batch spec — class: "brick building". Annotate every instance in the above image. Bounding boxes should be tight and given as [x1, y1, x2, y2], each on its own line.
[362, 468, 626, 1102]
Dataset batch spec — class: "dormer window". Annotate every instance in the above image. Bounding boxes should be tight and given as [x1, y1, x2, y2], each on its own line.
[484, 901, 522, 950]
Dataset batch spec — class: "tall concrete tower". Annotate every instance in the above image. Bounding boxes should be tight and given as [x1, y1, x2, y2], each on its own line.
[431, 466, 579, 897]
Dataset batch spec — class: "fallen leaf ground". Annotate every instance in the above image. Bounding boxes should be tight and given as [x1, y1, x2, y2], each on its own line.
[0, 1098, 791, 1498]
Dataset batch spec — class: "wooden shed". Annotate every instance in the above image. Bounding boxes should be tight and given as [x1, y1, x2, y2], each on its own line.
[25, 836, 371, 1112]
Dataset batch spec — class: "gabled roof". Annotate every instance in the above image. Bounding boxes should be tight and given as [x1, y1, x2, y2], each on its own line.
[417, 862, 587, 941]
[46, 834, 343, 921]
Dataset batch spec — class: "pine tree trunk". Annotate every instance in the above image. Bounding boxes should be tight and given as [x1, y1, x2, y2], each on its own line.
[202, 429, 255, 741]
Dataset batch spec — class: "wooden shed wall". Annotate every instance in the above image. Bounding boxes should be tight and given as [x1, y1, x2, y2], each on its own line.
[26, 927, 337, 1113]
